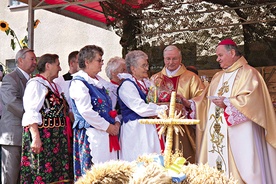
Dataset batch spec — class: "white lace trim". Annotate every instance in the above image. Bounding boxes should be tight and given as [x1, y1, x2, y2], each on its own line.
[189, 100, 196, 119]
[224, 98, 249, 126]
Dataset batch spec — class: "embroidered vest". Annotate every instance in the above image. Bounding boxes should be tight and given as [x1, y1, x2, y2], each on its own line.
[39, 85, 66, 128]
[71, 76, 115, 129]
[117, 78, 147, 123]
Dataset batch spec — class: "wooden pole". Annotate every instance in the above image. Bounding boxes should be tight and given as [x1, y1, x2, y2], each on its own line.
[27, 0, 34, 49]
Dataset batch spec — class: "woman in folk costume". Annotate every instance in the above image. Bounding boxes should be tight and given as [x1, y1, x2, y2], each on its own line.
[117, 50, 168, 162]
[105, 56, 127, 120]
[184, 39, 276, 184]
[20, 54, 73, 183]
[69, 45, 121, 181]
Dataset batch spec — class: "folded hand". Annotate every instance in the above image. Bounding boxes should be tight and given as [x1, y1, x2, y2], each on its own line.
[106, 124, 120, 136]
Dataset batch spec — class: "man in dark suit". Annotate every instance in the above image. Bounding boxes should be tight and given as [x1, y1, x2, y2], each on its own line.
[0, 48, 37, 184]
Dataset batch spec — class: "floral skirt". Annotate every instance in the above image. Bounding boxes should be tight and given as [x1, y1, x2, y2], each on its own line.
[73, 128, 92, 181]
[20, 126, 73, 183]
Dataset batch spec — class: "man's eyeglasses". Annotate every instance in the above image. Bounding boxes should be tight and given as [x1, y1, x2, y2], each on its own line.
[164, 57, 179, 62]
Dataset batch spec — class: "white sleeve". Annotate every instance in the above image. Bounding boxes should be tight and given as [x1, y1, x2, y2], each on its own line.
[22, 80, 47, 126]
[69, 80, 110, 131]
[118, 80, 167, 117]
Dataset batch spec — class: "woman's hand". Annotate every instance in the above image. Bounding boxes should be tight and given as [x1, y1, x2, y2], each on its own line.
[106, 124, 120, 136]
[31, 136, 42, 154]
[115, 121, 121, 128]
[29, 123, 42, 154]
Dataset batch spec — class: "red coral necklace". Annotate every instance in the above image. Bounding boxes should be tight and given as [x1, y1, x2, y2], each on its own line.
[110, 80, 119, 85]
[134, 76, 148, 94]
[36, 74, 60, 97]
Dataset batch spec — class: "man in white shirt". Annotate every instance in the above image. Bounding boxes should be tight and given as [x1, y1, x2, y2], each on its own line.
[54, 51, 79, 120]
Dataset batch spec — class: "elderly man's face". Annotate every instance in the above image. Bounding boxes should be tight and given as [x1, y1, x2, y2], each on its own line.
[18, 51, 37, 75]
[163, 49, 181, 72]
[216, 45, 236, 69]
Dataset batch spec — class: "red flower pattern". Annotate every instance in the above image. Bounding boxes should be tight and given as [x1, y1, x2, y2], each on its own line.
[98, 98, 103, 104]
[109, 110, 117, 119]
[49, 94, 61, 106]
[36, 176, 43, 181]
[53, 147, 59, 154]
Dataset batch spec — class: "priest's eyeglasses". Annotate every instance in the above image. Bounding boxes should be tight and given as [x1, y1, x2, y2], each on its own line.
[164, 57, 179, 62]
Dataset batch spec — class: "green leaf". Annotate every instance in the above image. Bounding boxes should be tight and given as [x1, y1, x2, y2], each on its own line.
[11, 39, 15, 50]
[5, 28, 10, 35]
[10, 29, 15, 37]
[23, 35, 28, 43]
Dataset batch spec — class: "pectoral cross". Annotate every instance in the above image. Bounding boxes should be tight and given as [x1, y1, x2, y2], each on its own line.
[217, 81, 229, 96]
[139, 91, 199, 167]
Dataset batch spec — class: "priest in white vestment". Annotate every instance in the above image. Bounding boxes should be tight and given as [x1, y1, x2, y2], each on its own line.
[183, 38, 276, 184]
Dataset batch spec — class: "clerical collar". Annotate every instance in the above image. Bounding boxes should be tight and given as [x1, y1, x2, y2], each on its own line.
[165, 65, 181, 77]
[18, 67, 30, 80]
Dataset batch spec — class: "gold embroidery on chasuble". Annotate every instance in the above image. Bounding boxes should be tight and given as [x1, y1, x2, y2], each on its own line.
[163, 74, 180, 92]
[217, 71, 236, 96]
[209, 106, 226, 172]
[207, 69, 239, 177]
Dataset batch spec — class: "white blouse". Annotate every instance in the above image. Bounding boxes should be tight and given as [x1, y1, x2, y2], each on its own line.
[22, 77, 63, 127]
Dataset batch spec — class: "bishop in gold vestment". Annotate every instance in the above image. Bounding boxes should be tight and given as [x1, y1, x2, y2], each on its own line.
[191, 39, 276, 184]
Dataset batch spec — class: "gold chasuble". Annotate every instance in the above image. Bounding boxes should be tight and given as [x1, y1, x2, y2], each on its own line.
[151, 64, 205, 163]
[195, 57, 276, 184]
